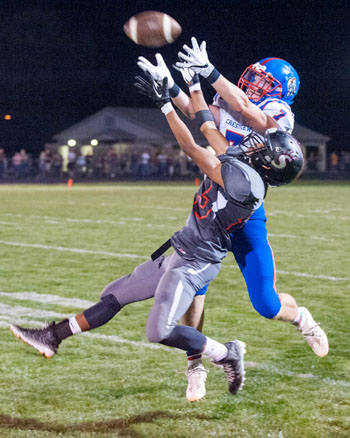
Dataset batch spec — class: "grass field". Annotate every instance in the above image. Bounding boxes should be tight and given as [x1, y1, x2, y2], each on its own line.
[0, 181, 349, 438]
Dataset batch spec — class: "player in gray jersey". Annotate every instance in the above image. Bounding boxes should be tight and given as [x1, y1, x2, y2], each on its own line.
[10, 72, 303, 397]
[138, 39, 328, 402]
[171, 156, 264, 264]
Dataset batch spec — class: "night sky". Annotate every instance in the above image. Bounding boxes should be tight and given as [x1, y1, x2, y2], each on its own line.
[0, 0, 349, 155]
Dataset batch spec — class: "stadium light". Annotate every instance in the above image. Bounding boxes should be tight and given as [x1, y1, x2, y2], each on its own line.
[68, 139, 76, 146]
[90, 139, 98, 146]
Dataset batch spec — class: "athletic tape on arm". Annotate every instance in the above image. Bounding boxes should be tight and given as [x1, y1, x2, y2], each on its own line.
[195, 109, 215, 128]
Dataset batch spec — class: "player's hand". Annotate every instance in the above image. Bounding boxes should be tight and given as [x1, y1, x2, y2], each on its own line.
[134, 74, 171, 109]
[176, 37, 215, 78]
[137, 53, 175, 88]
[173, 64, 201, 92]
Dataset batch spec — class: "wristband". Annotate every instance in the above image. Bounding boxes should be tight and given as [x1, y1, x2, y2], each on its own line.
[188, 74, 201, 92]
[189, 82, 201, 92]
[161, 102, 174, 115]
[169, 83, 181, 98]
[195, 109, 214, 127]
[206, 68, 221, 84]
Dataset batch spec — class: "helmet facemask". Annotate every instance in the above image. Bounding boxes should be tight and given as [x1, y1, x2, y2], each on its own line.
[238, 63, 283, 103]
[238, 132, 273, 173]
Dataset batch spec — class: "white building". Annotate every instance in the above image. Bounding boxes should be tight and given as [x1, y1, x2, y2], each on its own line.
[50, 106, 331, 174]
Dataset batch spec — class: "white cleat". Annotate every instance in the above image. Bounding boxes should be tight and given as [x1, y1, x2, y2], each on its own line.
[294, 307, 329, 357]
[186, 363, 207, 402]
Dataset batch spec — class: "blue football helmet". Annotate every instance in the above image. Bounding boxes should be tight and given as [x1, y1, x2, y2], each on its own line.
[238, 57, 300, 105]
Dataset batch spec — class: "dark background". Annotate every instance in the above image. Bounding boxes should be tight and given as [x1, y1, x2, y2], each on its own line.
[0, 0, 349, 156]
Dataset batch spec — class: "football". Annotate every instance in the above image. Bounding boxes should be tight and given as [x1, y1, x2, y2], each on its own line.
[123, 11, 182, 48]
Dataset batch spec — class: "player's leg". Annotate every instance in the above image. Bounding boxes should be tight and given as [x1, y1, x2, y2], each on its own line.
[146, 254, 246, 395]
[181, 291, 207, 402]
[230, 205, 328, 356]
[230, 207, 282, 319]
[181, 294, 205, 331]
[11, 257, 166, 358]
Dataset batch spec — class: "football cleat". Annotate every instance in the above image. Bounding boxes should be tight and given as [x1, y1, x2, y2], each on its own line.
[294, 307, 329, 357]
[186, 363, 207, 402]
[215, 340, 246, 395]
[10, 322, 61, 359]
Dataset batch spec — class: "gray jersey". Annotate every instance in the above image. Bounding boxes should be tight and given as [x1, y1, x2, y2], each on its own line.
[171, 150, 265, 263]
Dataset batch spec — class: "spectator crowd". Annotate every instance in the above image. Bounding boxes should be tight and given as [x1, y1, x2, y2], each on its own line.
[0, 147, 203, 181]
[1, 147, 350, 181]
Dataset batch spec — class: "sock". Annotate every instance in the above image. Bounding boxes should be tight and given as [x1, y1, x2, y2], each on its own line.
[69, 316, 82, 334]
[202, 337, 228, 362]
[187, 353, 202, 368]
[53, 295, 121, 341]
[54, 319, 73, 341]
[293, 307, 303, 325]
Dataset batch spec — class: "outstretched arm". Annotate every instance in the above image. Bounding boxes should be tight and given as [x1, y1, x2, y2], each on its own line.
[137, 53, 195, 119]
[171, 86, 196, 120]
[209, 75, 278, 132]
[134, 74, 224, 187]
[165, 111, 224, 187]
[187, 79, 229, 156]
[176, 37, 278, 133]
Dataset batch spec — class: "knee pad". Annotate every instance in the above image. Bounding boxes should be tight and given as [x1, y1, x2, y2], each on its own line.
[83, 294, 121, 329]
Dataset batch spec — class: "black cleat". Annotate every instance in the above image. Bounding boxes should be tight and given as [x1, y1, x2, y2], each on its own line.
[215, 340, 246, 394]
[10, 322, 61, 359]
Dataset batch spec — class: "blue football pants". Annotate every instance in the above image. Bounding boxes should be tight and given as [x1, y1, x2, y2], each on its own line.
[195, 204, 281, 319]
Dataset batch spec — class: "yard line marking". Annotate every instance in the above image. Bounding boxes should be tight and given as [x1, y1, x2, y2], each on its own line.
[245, 361, 350, 387]
[0, 291, 95, 308]
[2, 307, 349, 388]
[0, 213, 344, 239]
[0, 316, 165, 351]
[221, 264, 350, 282]
[268, 210, 349, 221]
[0, 307, 168, 351]
[0, 185, 196, 192]
[268, 232, 332, 242]
[1, 240, 348, 281]
[0, 303, 69, 319]
[276, 270, 350, 281]
[1, 320, 40, 328]
[0, 221, 19, 225]
[82, 332, 166, 350]
[0, 240, 148, 260]
[0, 213, 178, 228]
[1, 213, 133, 226]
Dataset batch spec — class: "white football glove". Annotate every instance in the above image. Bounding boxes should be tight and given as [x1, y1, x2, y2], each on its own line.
[137, 53, 175, 89]
[176, 37, 215, 78]
[173, 64, 201, 92]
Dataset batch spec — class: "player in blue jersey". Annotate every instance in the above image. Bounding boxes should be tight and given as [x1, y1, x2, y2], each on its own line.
[10, 72, 304, 398]
[137, 37, 328, 402]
